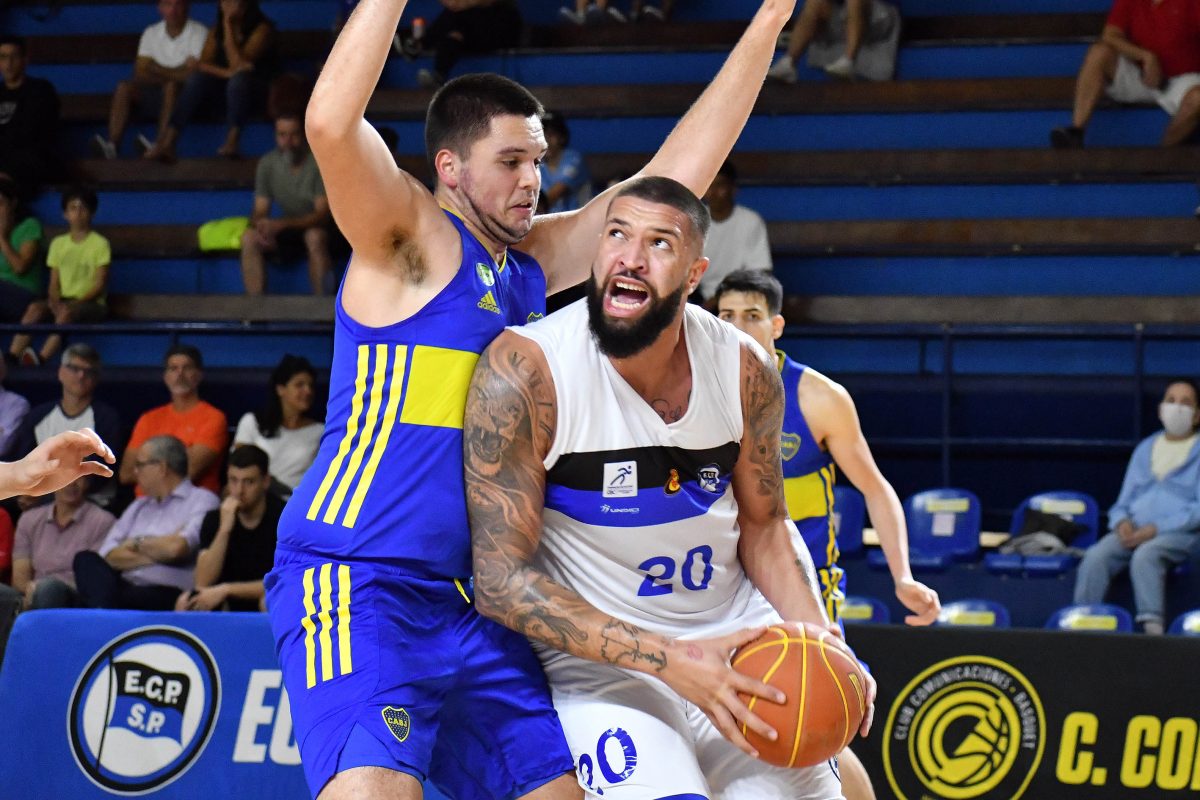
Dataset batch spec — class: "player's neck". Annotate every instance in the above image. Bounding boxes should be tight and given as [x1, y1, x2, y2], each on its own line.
[436, 191, 508, 265]
[608, 320, 689, 402]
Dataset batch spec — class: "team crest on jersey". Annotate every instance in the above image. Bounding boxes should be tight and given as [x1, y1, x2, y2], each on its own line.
[382, 706, 411, 743]
[603, 461, 638, 498]
[527, 312, 545, 323]
[697, 465, 721, 493]
[475, 262, 496, 287]
[780, 432, 802, 461]
[68, 627, 220, 795]
[664, 468, 682, 496]
[477, 291, 500, 314]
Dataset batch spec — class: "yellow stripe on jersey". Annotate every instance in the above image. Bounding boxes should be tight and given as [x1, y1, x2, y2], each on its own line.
[337, 564, 353, 676]
[343, 345, 407, 529]
[454, 578, 472, 604]
[317, 563, 335, 683]
[301, 567, 318, 689]
[399, 345, 479, 429]
[819, 465, 839, 569]
[307, 345, 370, 521]
[784, 464, 835, 521]
[324, 344, 389, 525]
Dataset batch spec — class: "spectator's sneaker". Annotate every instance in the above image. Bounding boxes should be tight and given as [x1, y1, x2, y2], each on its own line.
[605, 5, 628, 22]
[583, 4, 608, 24]
[134, 133, 155, 156]
[824, 54, 855, 79]
[766, 55, 797, 83]
[558, 6, 585, 24]
[1050, 125, 1085, 149]
[19, 347, 39, 367]
[417, 69, 445, 89]
[638, 4, 665, 21]
[90, 134, 117, 160]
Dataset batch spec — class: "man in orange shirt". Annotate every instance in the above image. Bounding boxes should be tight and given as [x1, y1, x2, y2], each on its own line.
[119, 344, 227, 494]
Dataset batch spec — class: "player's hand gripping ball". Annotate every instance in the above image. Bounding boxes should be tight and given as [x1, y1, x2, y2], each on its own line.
[732, 621, 867, 767]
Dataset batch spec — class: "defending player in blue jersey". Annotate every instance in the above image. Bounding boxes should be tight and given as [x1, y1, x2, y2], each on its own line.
[714, 269, 940, 800]
[264, 1, 804, 798]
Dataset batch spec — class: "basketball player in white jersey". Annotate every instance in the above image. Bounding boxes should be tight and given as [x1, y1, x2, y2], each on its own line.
[463, 176, 875, 799]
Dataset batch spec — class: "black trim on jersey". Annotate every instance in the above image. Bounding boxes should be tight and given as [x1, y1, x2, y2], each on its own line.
[548, 443, 741, 490]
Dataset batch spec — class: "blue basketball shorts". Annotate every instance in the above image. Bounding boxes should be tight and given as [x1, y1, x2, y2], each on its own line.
[265, 547, 575, 799]
[793, 516, 847, 624]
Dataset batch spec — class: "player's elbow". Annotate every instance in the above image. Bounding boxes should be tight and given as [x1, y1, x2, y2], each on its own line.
[470, 563, 512, 625]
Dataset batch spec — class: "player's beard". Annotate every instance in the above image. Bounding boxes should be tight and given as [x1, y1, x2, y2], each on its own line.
[586, 273, 686, 359]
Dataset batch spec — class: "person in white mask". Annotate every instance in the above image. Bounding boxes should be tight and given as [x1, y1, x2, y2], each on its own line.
[1074, 378, 1200, 634]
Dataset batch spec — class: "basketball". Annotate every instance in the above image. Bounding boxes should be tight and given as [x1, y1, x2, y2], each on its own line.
[731, 622, 868, 768]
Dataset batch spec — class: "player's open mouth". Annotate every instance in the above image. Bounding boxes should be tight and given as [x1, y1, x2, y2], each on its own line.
[605, 277, 650, 314]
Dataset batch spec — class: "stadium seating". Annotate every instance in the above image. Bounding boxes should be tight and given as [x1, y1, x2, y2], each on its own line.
[937, 598, 1011, 628]
[841, 594, 891, 625]
[869, 488, 980, 571]
[1168, 609, 1200, 637]
[1045, 602, 1134, 633]
[832, 486, 866, 558]
[985, 490, 1099, 575]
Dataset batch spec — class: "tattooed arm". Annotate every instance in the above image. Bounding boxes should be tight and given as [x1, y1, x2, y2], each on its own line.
[465, 331, 785, 757]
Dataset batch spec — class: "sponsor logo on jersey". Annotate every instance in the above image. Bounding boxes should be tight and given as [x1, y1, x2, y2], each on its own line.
[477, 291, 500, 314]
[527, 312, 545, 323]
[780, 432, 802, 461]
[603, 461, 638, 498]
[382, 706, 411, 743]
[664, 468, 682, 496]
[68, 627, 220, 795]
[883, 655, 1045, 800]
[600, 504, 640, 514]
[697, 464, 721, 493]
[476, 262, 496, 287]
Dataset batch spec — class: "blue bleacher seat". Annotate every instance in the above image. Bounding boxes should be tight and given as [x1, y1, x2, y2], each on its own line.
[1168, 609, 1200, 636]
[833, 486, 866, 558]
[1045, 603, 1133, 633]
[985, 491, 1100, 576]
[840, 594, 890, 625]
[869, 488, 980, 572]
[937, 598, 1011, 628]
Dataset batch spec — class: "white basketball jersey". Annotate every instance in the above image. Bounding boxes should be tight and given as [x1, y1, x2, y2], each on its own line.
[511, 300, 778, 642]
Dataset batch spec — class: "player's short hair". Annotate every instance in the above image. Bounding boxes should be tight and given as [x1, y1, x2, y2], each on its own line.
[229, 444, 270, 475]
[712, 270, 784, 316]
[1164, 377, 1200, 403]
[611, 176, 711, 242]
[425, 73, 544, 173]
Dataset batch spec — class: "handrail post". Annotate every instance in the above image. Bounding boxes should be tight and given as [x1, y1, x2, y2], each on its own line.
[1133, 323, 1145, 443]
[941, 323, 953, 487]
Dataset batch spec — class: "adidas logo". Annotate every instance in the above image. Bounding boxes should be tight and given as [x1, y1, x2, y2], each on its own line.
[477, 291, 500, 314]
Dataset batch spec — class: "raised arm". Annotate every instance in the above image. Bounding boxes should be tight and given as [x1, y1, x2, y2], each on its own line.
[522, 0, 796, 293]
[464, 331, 782, 757]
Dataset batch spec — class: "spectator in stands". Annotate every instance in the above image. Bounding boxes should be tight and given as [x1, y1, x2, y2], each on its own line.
[175, 444, 279, 611]
[13, 344, 121, 504]
[0, 35, 61, 195]
[767, 0, 898, 82]
[144, 0, 277, 161]
[696, 160, 772, 302]
[6, 477, 114, 613]
[93, 0, 209, 160]
[239, 114, 333, 295]
[232, 354, 321, 496]
[9, 187, 111, 366]
[559, 1, 674, 23]
[0, 177, 44, 326]
[75, 435, 218, 610]
[120, 344, 227, 494]
[537, 111, 591, 214]
[0, 358, 29, 460]
[1052, 0, 1200, 148]
[1074, 378, 1200, 634]
[413, 0, 522, 90]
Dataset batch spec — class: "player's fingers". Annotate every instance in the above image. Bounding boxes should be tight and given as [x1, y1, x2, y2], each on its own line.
[860, 699, 876, 737]
[76, 427, 116, 464]
[730, 672, 786, 705]
[78, 462, 114, 478]
[722, 625, 769, 654]
[707, 704, 761, 760]
[724, 691, 779, 745]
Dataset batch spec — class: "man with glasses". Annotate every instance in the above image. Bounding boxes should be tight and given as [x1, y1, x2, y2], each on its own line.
[74, 434, 217, 610]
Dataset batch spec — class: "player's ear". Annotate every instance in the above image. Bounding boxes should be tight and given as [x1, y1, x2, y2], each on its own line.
[434, 148, 459, 189]
[686, 256, 709, 294]
[771, 313, 785, 342]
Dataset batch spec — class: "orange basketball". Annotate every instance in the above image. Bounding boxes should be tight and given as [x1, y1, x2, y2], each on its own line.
[731, 621, 867, 768]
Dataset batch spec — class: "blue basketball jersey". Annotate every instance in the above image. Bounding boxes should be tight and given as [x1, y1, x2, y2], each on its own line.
[278, 210, 547, 577]
[779, 351, 838, 572]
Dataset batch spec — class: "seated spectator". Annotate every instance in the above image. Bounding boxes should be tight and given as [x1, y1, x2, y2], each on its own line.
[767, 0, 898, 82]
[233, 354, 322, 496]
[120, 345, 227, 494]
[1074, 378, 1200, 634]
[0, 36, 61, 195]
[538, 111, 591, 214]
[414, 0, 522, 89]
[8, 187, 110, 366]
[0, 358, 29, 460]
[240, 114, 333, 295]
[696, 160, 772, 302]
[6, 477, 114, 614]
[0, 177, 45, 326]
[92, 0, 209, 160]
[559, 1, 674, 24]
[1052, 0, 1200, 148]
[176, 444, 279, 612]
[144, 0, 277, 161]
[13, 344, 122, 503]
[75, 435, 218, 610]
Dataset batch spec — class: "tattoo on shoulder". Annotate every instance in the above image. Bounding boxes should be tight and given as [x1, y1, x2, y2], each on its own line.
[741, 344, 787, 517]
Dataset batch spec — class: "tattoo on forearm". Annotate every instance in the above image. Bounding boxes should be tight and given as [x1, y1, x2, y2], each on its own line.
[599, 619, 668, 672]
[742, 345, 787, 518]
